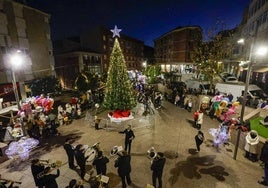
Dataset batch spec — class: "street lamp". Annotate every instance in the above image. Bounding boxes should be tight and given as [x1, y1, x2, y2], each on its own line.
[9, 50, 24, 110]
[233, 40, 267, 160]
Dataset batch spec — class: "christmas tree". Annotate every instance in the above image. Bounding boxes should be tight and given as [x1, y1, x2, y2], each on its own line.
[103, 29, 136, 111]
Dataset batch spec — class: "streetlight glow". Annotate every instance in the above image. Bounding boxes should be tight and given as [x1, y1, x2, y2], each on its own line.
[10, 50, 23, 70]
[9, 50, 24, 110]
[256, 46, 268, 56]
[237, 38, 245, 44]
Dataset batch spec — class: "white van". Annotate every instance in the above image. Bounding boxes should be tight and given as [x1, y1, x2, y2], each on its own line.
[215, 83, 268, 102]
[185, 78, 210, 94]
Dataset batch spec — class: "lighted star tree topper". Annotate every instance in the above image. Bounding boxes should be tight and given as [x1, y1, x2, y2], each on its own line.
[103, 26, 136, 111]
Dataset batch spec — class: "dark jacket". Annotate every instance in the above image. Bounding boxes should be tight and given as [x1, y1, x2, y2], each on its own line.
[75, 149, 88, 167]
[64, 143, 74, 157]
[43, 169, 60, 188]
[151, 157, 166, 176]
[31, 164, 45, 186]
[93, 156, 109, 175]
[260, 142, 268, 164]
[120, 129, 135, 143]
[195, 131, 204, 144]
[114, 154, 131, 177]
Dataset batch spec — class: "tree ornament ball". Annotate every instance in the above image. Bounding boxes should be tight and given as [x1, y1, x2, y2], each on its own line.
[95, 103, 100, 108]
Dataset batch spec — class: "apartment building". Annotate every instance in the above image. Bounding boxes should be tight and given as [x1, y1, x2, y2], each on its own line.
[80, 26, 144, 72]
[0, 0, 54, 99]
[154, 26, 202, 76]
[239, 0, 268, 92]
[53, 37, 102, 89]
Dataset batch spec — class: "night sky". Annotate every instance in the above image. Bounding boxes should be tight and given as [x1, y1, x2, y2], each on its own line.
[25, 0, 250, 47]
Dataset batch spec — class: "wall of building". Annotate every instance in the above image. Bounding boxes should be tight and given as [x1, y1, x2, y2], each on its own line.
[154, 26, 202, 74]
[0, 0, 54, 90]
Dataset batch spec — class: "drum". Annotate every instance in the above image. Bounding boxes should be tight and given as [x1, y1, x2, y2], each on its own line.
[84, 147, 97, 162]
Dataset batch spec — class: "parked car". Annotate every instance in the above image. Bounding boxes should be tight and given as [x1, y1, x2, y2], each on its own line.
[224, 76, 238, 83]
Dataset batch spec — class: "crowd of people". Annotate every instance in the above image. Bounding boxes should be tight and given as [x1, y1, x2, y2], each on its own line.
[1, 80, 268, 187]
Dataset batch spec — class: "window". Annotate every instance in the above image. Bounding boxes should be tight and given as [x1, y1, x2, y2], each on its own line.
[0, 46, 6, 54]
[44, 17, 49, 23]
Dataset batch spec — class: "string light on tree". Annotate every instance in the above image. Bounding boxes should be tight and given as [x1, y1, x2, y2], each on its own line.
[103, 25, 136, 114]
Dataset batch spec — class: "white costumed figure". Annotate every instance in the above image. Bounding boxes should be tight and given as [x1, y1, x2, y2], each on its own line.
[244, 130, 259, 162]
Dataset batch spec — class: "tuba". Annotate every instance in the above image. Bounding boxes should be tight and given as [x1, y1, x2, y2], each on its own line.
[110, 145, 123, 157]
[147, 147, 157, 160]
[84, 142, 101, 163]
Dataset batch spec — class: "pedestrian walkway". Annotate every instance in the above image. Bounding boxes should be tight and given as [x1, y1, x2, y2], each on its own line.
[0, 100, 265, 188]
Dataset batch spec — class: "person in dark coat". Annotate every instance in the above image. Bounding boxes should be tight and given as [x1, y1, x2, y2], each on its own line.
[195, 130, 204, 152]
[31, 159, 45, 188]
[119, 125, 135, 154]
[114, 151, 132, 188]
[92, 151, 109, 175]
[66, 179, 84, 188]
[63, 138, 76, 169]
[258, 140, 268, 186]
[74, 144, 89, 180]
[42, 167, 60, 188]
[151, 152, 166, 188]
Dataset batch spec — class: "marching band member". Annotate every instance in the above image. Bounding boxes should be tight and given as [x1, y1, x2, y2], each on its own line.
[31, 159, 45, 188]
[63, 138, 76, 170]
[74, 144, 89, 180]
[92, 150, 109, 175]
[42, 166, 60, 188]
[151, 152, 166, 188]
[114, 150, 132, 188]
[119, 125, 135, 154]
[66, 179, 84, 188]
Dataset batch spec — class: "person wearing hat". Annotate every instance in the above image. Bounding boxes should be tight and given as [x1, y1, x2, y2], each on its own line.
[244, 130, 259, 162]
[151, 152, 166, 188]
[258, 140, 268, 186]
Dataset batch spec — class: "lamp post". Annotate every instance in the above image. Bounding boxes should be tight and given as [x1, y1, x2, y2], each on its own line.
[10, 50, 23, 110]
[233, 39, 267, 160]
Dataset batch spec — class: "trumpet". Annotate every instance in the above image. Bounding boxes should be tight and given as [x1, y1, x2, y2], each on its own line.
[37, 160, 62, 179]
[39, 159, 50, 165]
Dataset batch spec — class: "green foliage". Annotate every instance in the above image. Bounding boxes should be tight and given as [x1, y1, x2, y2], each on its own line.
[143, 65, 161, 83]
[30, 76, 62, 96]
[74, 72, 100, 93]
[74, 73, 89, 92]
[103, 38, 136, 111]
[191, 20, 230, 89]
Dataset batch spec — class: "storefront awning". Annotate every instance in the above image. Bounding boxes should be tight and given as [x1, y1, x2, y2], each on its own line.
[252, 67, 268, 73]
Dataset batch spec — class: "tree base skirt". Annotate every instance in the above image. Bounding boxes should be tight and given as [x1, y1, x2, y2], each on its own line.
[108, 110, 134, 123]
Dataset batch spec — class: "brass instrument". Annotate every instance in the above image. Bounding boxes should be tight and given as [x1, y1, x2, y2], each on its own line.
[37, 160, 62, 179]
[84, 142, 101, 162]
[147, 147, 157, 163]
[0, 178, 22, 184]
[39, 159, 50, 164]
[110, 145, 123, 158]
